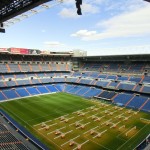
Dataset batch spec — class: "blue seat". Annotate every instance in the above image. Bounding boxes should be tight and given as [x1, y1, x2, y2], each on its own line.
[113, 93, 133, 105]
[142, 99, 150, 112]
[3, 89, 19, 99]
[15, 88, 29, 97]
[26, 87, 40, 95]
[36, 86, 49, 94]
[46, 85, 59, 92]
[0, 92, 7, 101]
[127, 96, 148, 109]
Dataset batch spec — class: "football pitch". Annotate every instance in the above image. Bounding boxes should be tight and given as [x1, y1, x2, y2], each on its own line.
[0, 92, 150, 150]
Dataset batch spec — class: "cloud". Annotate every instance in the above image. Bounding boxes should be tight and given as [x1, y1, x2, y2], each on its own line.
[102, 0, 146, 13]
[82, 3, 99, 14]
[59, 8, 79, 18]
[71, 30, 98, 38]
[44, 41, 65, 47]
[71, 5, 150, 40]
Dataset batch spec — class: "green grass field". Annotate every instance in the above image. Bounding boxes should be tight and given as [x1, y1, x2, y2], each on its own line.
[0, 92, 150, 150]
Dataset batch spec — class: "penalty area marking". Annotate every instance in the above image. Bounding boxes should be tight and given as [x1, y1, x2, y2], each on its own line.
[117, 124, 148, 150]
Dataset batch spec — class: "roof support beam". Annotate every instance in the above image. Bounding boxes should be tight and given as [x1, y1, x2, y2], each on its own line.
[0, 0, 52, 23]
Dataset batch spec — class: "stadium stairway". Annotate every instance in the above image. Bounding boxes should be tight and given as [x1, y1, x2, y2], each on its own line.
[15, 88, 30, 97]
[36, 86, 49, 94]
[139, 98, 150, 111]
[0, 91, 7, 101]
[26, 87, 40, 95]
[141, 99, 150, 112]
[76, 87, 90, 96]
[113, 93, 133, 105]
[125, 95, 136, 107]
[82, 87, 92, 96]
[3, 89, 19, 99]
[54, 84, 64, 92]
[127, 96, 148, 109]
[46, 85, 59, 92]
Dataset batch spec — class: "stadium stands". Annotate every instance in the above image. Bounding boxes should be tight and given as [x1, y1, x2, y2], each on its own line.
[15, 88, 30, 97]
[0, 92, 7, 101]
[46, 85, 59, 92]
[0, 54, 149, 114]
[97, 91, 116, 99]
[142, 99, 150, 112]
[113, 93, 133, 105]
[127, 96, 148, 109]
[80, 62, 149, 74]
[142, 85, 150, 93]
[26, 87, 40, 95]
[117, 82, 135, 91]
[84, 88, 102, 98]
[0, 123, 28, 150]
[2, 89, 19, 99]
[36, 85, 49, 94]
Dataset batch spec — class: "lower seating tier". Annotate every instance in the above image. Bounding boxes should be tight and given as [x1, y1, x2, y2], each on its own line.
[0, 84, 149, 113]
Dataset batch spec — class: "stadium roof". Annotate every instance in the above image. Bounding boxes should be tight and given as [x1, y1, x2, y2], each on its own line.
[0, 0, 52, 23]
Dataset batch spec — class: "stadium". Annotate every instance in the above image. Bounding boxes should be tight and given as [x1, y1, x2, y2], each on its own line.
[0, 49, 150, 150]
[0, 0, 150, 150]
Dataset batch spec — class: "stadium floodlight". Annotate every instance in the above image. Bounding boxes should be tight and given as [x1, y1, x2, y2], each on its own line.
[75, 0, 82, 15]
[144, 0, 150, 2]
[0, 28, 5, 33]
[0, 23, 5, 33]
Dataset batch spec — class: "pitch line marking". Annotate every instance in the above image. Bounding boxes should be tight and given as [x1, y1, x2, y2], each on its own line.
[37, 128, 64, 150]
[0, 105, 63, 150]
[85, 136, 110, 150]
[117, 124, 148, 150]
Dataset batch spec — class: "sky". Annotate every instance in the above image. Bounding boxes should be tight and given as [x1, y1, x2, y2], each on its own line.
[0, 0, 150, 56]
